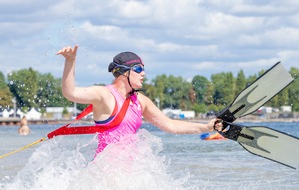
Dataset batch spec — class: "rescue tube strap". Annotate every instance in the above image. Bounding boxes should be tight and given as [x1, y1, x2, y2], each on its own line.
[47, 97, 131, 139]
[0, 97, 131, 159]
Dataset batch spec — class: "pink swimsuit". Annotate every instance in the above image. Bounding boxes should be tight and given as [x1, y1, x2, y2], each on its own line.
[94, 85, 143, 154]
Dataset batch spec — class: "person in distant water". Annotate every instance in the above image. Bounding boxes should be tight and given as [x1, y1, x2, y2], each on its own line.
[56, 45, 223, 156]
[18, 116, 30, 135]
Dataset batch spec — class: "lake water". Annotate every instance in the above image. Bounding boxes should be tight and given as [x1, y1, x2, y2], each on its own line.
[0, 122, 299, 190]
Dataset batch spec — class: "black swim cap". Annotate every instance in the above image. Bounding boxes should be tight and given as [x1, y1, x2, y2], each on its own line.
[108, 52, 143, 78]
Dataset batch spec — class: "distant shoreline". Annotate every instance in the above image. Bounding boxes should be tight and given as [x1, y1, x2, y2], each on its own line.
[187, 115, 299, 123]
[0, 118, 72, 126]
[1, 115, 299, 126]
[188, 118, 299, 123]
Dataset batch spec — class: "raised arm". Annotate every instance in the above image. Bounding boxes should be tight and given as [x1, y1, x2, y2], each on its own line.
[56, 45, 104, 105]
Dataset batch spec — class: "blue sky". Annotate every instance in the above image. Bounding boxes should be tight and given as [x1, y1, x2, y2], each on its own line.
[0, 0, 298, 86]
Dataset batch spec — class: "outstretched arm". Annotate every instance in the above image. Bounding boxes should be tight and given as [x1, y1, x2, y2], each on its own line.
[139, 94, 221, 134]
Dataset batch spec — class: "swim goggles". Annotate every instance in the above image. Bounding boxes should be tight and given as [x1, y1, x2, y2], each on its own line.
[113, 64, 144, 74]
[130, 65, 144, 73]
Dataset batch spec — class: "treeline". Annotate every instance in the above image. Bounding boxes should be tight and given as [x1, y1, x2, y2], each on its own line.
[0, 68, 70, 113]
[0, 66, 298, 114]
[143, 67, 299, 113]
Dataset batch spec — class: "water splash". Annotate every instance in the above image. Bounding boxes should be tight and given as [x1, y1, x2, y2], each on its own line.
[3, 129, 189, 190]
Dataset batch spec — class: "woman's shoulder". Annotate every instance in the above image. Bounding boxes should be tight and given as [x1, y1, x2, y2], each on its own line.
[136, 92, 147, 100]
[91, 85, 110, 94]
[85, 85, 112, 103]
[137, 93, 153, 108]
[100, 86, 115, 98]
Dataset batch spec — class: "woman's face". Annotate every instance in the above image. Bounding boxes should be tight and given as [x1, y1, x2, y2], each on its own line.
[128, 64, 145, 89]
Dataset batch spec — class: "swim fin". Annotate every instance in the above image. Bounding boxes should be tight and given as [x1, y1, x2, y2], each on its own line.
[219, 121, 299, 169]
[214, 62, 298, 169]
[216, 61, 294, 122]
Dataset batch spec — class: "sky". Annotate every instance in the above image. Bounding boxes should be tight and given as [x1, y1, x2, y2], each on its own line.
[0, 0, 298, 86]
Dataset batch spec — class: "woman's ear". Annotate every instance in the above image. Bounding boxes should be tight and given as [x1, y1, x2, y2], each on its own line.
[123, 70, 130, 77]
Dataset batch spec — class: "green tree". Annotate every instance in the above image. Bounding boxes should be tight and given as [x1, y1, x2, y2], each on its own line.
[152, 75, 193, 110]
[152, 75, 167, 108]
[192, 75, 209, 104]
[37, 73, 70, 108]
[204, 82, 214, 105]
[180, 81, 194, 110]
[0, 72, 7, 89]
[188, 86, 197, 105]
[211, 72, 235, 109]
[0, 72, 14, 108]
[7, 68, 38, 108]
[0, 88, 14, 109]
[288, 67, 299, 111]
[235, 70, 247, 94]
[277, 89, 290, 106]
[143, 82, 158, 106]
[246, 74, 257, 86]
[192, 103, 207, 114]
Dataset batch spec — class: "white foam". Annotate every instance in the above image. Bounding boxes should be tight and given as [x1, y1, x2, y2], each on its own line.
[3, 129, 188, 190]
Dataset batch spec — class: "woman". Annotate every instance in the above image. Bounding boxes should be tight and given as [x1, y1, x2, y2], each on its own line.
[56, 45, 222, 155]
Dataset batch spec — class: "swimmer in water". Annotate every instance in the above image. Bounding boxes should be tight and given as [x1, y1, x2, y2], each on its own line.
[56, 45, 223, 155]
[18, 116, 30, 135]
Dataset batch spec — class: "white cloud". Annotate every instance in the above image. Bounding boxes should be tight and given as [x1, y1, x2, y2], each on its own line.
[0, 0, 298, 86]
[118, 1, 151, 18]
[194, 61, 218, 70]
[263, 27, 299, 47]
[81, 22, 128, 41]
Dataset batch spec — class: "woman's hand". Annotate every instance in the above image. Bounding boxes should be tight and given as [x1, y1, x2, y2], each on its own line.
[207, 118, 223, 132]
[214, 119, 224, 131]
[56, 45, 78, 61]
